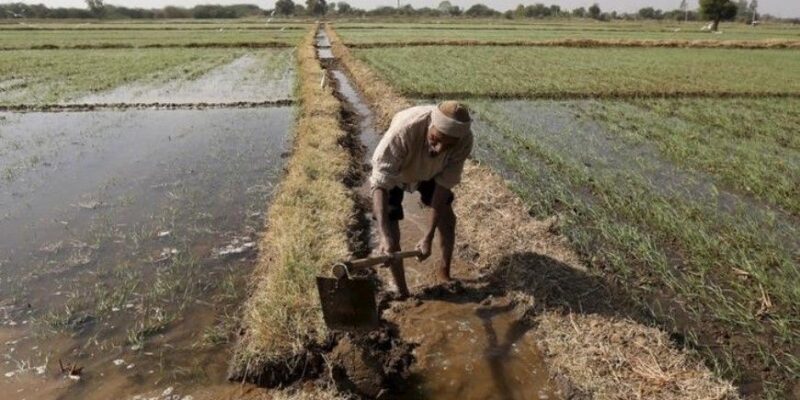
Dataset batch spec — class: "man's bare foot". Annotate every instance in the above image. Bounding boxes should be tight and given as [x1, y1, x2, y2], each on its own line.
[436, 269, 452, 283]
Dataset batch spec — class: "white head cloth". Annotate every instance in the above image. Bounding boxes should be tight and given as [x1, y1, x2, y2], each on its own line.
[432, 105, 471, 139]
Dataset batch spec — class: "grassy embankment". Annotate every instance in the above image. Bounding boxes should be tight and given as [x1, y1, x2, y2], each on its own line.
[0, 48, 293, 105]
[349, 40, 799, 396]
[354, 46, 800, 98]
[230, 27, 354, 383]
[326, 25, 738, 399]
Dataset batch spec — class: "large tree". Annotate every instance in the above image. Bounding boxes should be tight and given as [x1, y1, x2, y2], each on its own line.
[465, 3, 498, 17]
[306, 0, 327, 16]
[275, 0, 295, 15]
[336, 1, 352, 14]
[588, 3, 601, 19]
[699, 0, 738, 31]
[85, 0, 105, 18]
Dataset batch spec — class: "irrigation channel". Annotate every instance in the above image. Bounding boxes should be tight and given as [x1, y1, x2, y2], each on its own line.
[0, 61, 293, 398]
[317, 29, 559, 399]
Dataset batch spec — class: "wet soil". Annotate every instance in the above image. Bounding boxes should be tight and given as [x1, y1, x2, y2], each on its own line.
[323, 28, 559, 399]
[388, 298, 558, 400]
[74, 52, 294, 105]
[0, 107, 292, 399]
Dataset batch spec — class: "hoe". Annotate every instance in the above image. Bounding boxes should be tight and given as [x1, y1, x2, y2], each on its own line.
[316, 250, 421, 332]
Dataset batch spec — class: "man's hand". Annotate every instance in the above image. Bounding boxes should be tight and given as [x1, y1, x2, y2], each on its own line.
[377, 236, 394, 267]
[415, 235, 433, 261]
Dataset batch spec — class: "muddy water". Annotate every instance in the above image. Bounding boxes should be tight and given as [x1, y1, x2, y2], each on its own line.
[322, 29, 557, 399]
[0, 107, 292, 399]
[74, 51, 294, 104]
[389, 300, 556, 400]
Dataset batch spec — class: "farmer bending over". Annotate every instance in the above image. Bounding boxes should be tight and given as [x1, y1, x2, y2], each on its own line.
[371, 101, 473, 298]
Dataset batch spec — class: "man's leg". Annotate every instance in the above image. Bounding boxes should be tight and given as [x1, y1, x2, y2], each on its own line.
[418, 180, 456, 282]
[373, 186, 410, 298]
[385, 220, 410, 298]
[435, 201, 456, 281]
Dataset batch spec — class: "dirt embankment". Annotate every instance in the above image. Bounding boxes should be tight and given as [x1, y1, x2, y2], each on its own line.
[0, 100, 294, 112]
[0, 41, 295, 51]
[228, 26, 415, 399]
[228, 27, 355, 387]
[345, 38, 800, 50]
[326, 24, 740, 400]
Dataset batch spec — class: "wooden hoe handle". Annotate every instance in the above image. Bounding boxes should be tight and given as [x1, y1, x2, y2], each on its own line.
[347, 250, 423, 269]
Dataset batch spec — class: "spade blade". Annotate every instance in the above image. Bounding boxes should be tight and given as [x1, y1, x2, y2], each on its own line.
[316, 276, 379, 332]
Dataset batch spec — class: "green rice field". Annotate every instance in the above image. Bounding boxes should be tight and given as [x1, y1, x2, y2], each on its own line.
[355, 46, 800, 97]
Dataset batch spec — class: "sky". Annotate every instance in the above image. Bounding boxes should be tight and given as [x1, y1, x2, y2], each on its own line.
[11, 1, 800, 18]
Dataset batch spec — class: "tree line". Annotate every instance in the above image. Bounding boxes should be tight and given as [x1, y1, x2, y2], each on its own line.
[1, 0, 795, 25]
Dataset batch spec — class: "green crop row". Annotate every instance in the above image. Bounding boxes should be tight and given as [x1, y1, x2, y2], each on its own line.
[355, 46, 800, 97]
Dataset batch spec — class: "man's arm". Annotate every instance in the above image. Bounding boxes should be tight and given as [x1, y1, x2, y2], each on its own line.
[373, 187, 400, 254]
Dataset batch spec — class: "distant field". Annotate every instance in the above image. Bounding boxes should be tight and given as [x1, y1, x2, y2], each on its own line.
[0, 20, 308, 30]
[468, 98, 799, 393]
[356, 46, 800, 97]
[0, 27, 304, 49]
[335, 21, 800, 44]
[0, 48, 279, 104]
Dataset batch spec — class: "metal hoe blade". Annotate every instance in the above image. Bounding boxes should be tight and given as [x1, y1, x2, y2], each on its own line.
[316, 276, 379, 332]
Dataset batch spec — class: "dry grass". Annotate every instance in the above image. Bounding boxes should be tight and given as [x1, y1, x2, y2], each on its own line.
[535, 313, 738, 400]
[269, 386, 350, 400]
[348, 38, 800, 50]
[230, 27, 354, 377]
[328, 24, 738, 399]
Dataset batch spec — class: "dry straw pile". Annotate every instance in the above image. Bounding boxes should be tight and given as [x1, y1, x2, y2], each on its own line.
[230, 27, 354, 379]
[327, 24, 738, 399]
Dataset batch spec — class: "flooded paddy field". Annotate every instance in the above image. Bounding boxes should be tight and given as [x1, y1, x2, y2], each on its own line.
[0, 107, 292, 399]
[76, 52, 294, 104]
[466, 99, 799, 396]
[0, 48, 294, 106]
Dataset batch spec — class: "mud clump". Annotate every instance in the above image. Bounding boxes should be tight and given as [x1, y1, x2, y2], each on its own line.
[330, 328, 415, 399]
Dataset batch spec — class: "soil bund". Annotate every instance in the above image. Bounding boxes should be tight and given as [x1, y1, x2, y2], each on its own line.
[347, 38, 800, 50]
[0, 99, 294, 112]
[1, 42, 295, 51]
